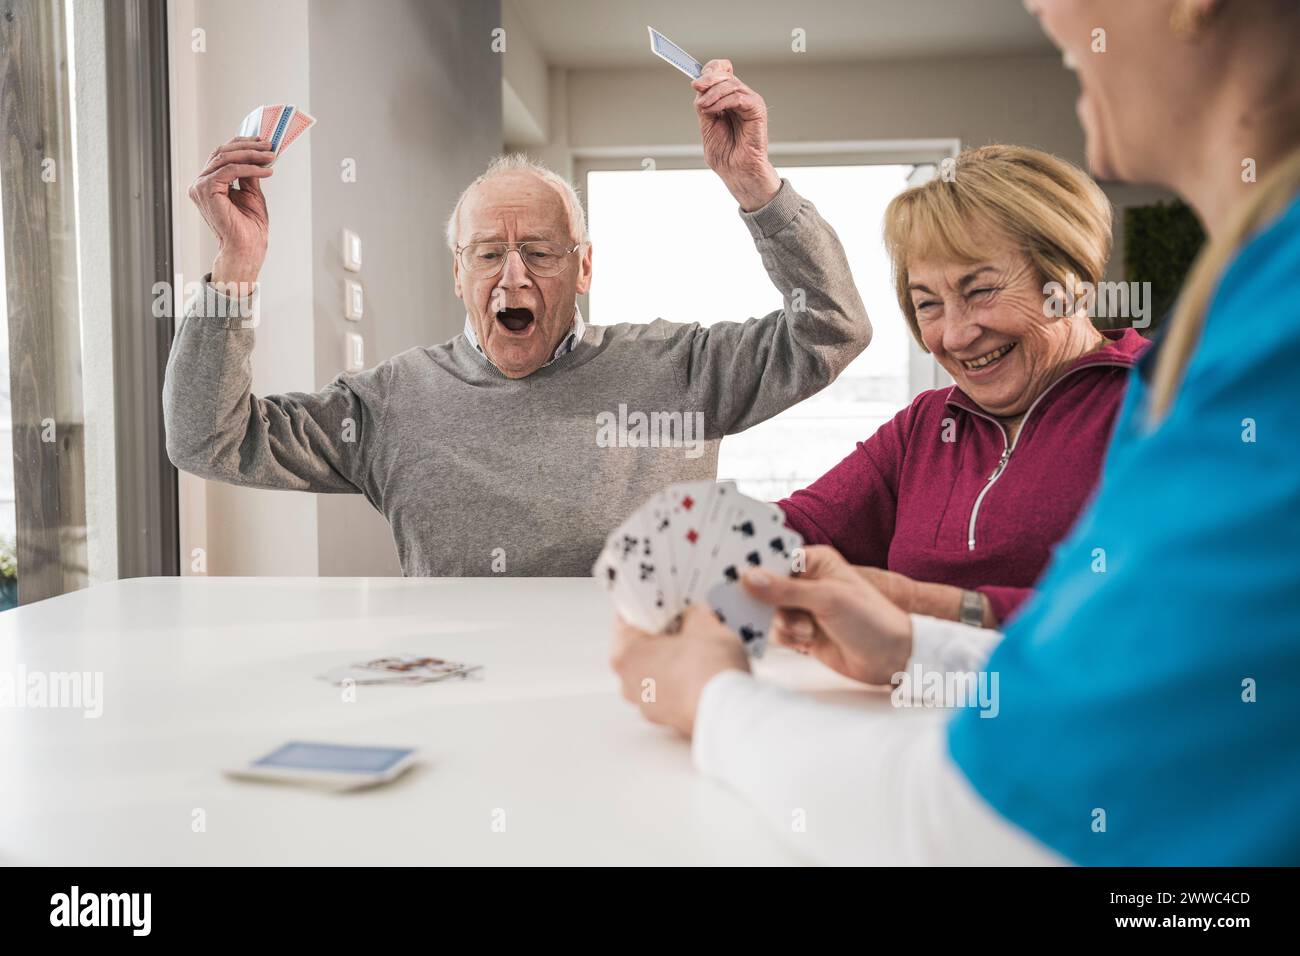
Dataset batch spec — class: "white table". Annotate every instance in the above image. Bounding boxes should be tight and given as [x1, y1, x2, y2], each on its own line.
[0, 576, 893, 865]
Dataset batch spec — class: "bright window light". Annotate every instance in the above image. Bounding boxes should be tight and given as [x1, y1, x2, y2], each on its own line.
[586, 163, 916, 500]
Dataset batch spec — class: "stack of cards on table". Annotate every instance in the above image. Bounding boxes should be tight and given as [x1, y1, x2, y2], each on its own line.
[230, 104, 315, 188]
[593, 481, 804, 657]
[318, 655, 480, 687]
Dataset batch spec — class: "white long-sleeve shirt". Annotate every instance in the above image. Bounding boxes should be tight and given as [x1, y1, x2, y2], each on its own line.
[691, 615, 1065, 865]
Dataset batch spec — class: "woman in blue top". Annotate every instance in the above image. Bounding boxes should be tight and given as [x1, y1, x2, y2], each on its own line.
[608, 0, 1300, 864]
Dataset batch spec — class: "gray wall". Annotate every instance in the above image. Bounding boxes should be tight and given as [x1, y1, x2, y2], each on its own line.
[309, 0, 503, 575]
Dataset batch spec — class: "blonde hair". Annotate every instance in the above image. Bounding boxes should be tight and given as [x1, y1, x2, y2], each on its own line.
[883, 145, 1113, 351]
[1147, 148, 1300, 422]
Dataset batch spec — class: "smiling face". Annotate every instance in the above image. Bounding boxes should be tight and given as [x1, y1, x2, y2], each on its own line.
[909, 240, 1101, 419]
[453, 170, 592, 379]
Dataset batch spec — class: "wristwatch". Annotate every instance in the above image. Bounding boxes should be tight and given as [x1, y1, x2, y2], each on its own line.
[959, 589, 986, 628]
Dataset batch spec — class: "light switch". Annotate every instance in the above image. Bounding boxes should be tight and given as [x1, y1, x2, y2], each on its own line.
[342, 228, 362, 272]
[344, 332, 364, 371]
[344, 279, 363, 321]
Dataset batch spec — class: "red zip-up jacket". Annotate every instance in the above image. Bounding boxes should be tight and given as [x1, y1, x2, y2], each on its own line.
[778, 328, 1150, 624]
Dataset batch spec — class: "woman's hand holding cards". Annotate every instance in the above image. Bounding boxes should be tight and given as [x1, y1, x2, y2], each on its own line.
[610, 605, 750, 737]
[742, 545, 914, 686]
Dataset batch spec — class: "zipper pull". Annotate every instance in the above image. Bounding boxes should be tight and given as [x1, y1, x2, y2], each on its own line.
[989, 447, 1011, 480]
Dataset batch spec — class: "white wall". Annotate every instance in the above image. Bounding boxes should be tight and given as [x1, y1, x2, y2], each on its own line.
[169, 0, 320, 576]
[307, 0, 503, 576]
[514, 53, 1174, 281]
[502, 0, 548, 146]
[169, 0, 503, 577]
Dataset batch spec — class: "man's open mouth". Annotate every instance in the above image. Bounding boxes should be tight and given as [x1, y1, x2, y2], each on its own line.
[496, 308, 535, 333]
[962, 341, 1017, 371]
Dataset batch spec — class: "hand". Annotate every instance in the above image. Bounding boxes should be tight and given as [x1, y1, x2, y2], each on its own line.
[609, 604, 750, 737]
[854, 565, 917, 608]
[742, 545, 913, 685]
[692, 59, 780, 211]
[854, 565, 991, 626]
[188, 136, 276, 285]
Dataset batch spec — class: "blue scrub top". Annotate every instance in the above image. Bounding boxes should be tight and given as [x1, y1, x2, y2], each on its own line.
[948, 192, 1300, 865]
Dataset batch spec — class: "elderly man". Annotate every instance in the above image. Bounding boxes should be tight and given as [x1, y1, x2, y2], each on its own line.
[164, 61, 871, 575]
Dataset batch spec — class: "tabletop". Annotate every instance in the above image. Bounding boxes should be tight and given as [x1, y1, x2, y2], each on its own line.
[0, 575, 896, 865]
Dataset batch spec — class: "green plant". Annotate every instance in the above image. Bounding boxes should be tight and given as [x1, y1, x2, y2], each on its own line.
[0, 536, 16, 580]
[1124, 199, 1207, 331]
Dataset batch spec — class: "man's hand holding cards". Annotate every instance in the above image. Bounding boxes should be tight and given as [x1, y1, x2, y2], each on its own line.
[229, 104, 315, 189]
[592, 481, 804, 657]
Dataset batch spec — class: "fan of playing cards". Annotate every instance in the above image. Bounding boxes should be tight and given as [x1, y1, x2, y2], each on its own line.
[230, 104, 315, 189]
[593, 481, 804, 657]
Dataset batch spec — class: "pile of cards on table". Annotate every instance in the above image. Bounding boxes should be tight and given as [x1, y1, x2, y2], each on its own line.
[318, 655, 481, 686]
[231, 104, 315, 188]
[593, 481, 804, 657]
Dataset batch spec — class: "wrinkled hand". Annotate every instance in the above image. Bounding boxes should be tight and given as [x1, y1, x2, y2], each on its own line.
[609, 604, 750, 737]
[692, 59, 780, 211]
[854, 565, 917, 609]
[856, 565, 990, 626]
[188, 135, 275, 285]
[742, 545, 913, 685]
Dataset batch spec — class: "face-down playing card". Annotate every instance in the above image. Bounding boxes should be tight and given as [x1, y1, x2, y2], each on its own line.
[232, 104, 317, 188]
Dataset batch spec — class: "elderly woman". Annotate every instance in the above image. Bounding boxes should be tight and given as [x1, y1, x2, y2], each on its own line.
[778, 144, 1147, 629]
[611, 0, 1300, 866]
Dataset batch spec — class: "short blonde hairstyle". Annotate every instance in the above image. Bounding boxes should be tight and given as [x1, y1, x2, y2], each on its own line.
[884, 145, 1113, 350]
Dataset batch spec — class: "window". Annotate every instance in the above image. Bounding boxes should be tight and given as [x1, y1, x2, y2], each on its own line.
[585, 162, 941, 500]
[0, 183, 13, 548]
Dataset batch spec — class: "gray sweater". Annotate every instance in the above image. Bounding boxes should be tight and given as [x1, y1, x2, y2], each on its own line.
[163, 181, 870, 576]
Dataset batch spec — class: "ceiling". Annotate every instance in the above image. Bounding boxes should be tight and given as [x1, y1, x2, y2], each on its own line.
[509, 0, 1055, 69]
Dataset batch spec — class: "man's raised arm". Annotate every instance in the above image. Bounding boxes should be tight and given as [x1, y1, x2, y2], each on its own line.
[680, 61, 872, 433]
[162, 136, 380, 495]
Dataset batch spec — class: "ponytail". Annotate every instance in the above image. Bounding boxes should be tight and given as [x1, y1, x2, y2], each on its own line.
[1148, 147, 1300, 423]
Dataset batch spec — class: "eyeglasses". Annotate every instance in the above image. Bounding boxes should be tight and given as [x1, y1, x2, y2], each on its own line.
[455, 240, 581, 278]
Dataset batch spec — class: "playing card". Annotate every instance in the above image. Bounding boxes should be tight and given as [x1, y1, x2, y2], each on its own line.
[258, 105, 286, 145]
[238, 105, 262, 137]
[267, 105, 299, 153]
[231, 105, 316, 189]
[274, 107, 316, 155]
[594, 481, 801, 656]
[678, 481, 743, 607]
[704, 505, 804, 657]
[318, 655, 480, 686]
[647, 26, 703, 79]
[665, 480, 728, 606]
[625, 508, 672, 630]
[646, 490, 682, 613]
[593, 512, 666, 632]
[592, 531, 632, 621]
